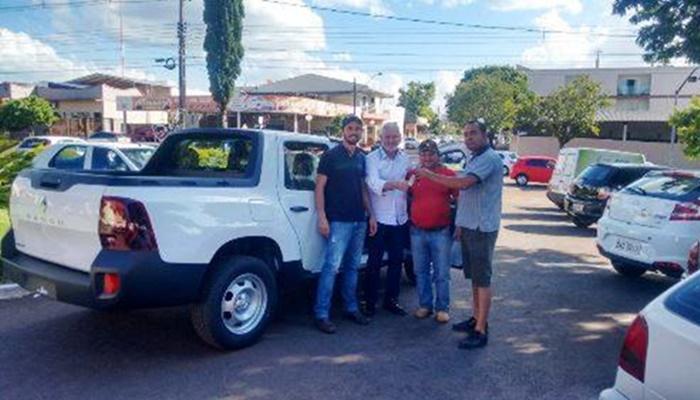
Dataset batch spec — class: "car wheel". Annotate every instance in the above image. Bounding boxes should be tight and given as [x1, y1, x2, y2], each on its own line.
[503, 165, 509, 176]
[612, 261, 646, 278]
[572, 217, 593, 228]
[191, 255, 277, 350]
[516, 174, 529, 186]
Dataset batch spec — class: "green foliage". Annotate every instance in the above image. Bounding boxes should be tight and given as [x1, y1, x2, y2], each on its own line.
[0, 138, 18, 153]
[0, 147, 43, 208]
[446, 69, 536, 134]
[535, 76, 611, 147]
[670, 97, 700, 159]
[326, 115, 344, 138]
[203, 0, 244, 127]
[0, 96, 58, 133]
[613, 0, 700, 64]
[398, 81, 437, 123]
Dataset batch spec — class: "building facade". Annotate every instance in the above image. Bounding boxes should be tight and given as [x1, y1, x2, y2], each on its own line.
[521, 66, 700, 143]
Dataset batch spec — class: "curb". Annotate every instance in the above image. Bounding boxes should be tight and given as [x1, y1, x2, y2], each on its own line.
[0, 283, 29, 300]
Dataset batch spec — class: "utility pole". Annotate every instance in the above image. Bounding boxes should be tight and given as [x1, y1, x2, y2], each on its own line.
[669, 66, 700, 166]
[353, 77, 357, 116]
[177, 0, 187, 127]
[118, 0, 125, 77]
[595, 50, 601, 69]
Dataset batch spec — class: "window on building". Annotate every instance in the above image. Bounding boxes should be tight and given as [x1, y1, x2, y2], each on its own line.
[617, 74, 651, 96]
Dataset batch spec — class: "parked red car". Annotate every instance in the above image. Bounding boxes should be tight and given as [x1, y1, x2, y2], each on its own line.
[509, 156, 556, 186]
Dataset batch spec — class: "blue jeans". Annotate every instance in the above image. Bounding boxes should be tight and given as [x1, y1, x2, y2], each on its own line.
[314, 221, 367, 320]
[410, 226, 451, 312]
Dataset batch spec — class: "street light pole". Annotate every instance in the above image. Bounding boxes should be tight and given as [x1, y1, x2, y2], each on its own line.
[177, 0, 187, 127]
[353, 78, 357, 115]
[669, 66, 699, 165]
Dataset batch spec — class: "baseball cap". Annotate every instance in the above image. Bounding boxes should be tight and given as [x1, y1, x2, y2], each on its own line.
[418, 139, 439, 154]
[342, 114, 364, 128]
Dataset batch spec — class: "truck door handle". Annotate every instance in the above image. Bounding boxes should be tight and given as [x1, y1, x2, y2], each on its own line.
[39, 177, 61, 189]
[290, 206, 309, 213]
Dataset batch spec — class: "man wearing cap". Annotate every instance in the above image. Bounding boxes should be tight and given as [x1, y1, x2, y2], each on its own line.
[314, 115, 377, 334]
[415, 120, 502, 349]
[407, 139, 458, 324]
[364, 122, 411, 317]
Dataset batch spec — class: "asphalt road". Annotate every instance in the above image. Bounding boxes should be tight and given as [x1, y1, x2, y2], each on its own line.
[0, 182, 677, 400]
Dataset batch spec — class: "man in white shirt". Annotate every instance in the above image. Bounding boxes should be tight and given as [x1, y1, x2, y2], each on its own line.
[363, 122, 412, 316]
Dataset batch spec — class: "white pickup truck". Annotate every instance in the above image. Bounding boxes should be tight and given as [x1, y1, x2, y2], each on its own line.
[2, 129, 332, 350]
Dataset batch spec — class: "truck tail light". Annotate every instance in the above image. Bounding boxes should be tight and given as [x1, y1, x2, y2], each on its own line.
[99, 196, 158, 251]
[689, 241, 699, 276]
[103, 273, 120, 296]
[619, 315, 648, 383]
[670, 200, 700, 221]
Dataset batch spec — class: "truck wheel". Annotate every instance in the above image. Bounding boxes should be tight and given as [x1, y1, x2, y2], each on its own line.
[503, 165, 509, 176]
[191, 256, 277, 350]
[612, 261, 646, 278]
[516, 174, 529, 186]
[572, 217, 593, 228]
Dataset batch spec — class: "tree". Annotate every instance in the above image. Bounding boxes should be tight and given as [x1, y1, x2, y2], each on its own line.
[203, 0, 244, 127]
[536, 76, 611, 147]
[613, 0, 700, 64]
[326, 115, 344, 138]
[0, 96, 58, 134]
[398, 81, 437, 124]
[446, 67, 536, 136]
[669, 97, 700, 159]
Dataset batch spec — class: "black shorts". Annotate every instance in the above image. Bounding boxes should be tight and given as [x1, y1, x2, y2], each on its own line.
[460, 228, 498, 288]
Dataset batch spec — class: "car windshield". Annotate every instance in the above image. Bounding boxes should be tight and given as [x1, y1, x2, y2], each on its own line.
[665, 272, 700, 326]
[19, 138, 49, 148]
[121, 148, 155, 169]
[578, 165, 614, 185]
[624, 173, 700, 202]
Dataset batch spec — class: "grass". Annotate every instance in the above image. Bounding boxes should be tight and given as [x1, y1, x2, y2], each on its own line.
[0, 208, 8, 282]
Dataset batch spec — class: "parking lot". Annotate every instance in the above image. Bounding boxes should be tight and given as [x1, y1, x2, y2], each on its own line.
[0, 182, 677, 400]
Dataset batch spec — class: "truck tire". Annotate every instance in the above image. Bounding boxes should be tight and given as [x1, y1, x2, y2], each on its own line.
[612, 261, 646, 278]
[191, 255, 277, 350]
[572, 217, 593, 228]
[503, 165, 509, 177]
[516, 174, 529, 186]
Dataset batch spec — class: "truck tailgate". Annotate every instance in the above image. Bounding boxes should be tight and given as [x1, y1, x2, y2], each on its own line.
[10, 171, 106, 273]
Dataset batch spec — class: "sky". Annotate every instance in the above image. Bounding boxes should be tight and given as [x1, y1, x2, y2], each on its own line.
[0, 0, 687, 113]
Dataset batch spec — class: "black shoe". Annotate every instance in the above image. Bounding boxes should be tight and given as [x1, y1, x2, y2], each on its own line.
[452, 317, 476, 333]
[361, 303, 376, 317]
[458, 330, 488, 350]
[344, 311, 370, 325]
[315, 318, 337, 334]
[383, 301, 408, 316]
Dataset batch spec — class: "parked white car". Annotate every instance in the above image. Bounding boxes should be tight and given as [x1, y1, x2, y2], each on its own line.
[495, 150, 518, 176]
[599, 270, 700, 400]
[32, 142, 156, 171]
[16, 136, 86, 153]
[597, 170, 700, 278]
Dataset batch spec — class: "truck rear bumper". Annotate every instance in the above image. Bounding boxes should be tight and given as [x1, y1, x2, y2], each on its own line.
[2, 230, 209, 309]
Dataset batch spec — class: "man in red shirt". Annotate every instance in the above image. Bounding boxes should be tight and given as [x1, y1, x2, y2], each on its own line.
[408, 139, 458, 323]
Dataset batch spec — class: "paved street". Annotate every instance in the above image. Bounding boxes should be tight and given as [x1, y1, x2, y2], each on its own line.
[0, 182, 677, 400]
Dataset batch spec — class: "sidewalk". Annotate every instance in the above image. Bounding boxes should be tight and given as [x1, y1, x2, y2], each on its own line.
[0, 283, 28, 300]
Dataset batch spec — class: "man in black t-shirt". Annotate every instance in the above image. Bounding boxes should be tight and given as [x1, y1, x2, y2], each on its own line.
[314, 115, 377, 334]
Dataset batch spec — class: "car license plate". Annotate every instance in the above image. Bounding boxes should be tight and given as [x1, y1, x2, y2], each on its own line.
[614, 238, 643, 257]
[573, 203, 584, 213]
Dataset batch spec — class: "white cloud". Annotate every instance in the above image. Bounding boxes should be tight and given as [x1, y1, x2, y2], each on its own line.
[0, 28, 87, 81]
[418, 0, 476, 7]
[311, 0, 392, 14]
[432, 70, 461, 114]
[332, 52, 353, 62]
[520, 10, 607, 68]
[491, 0, 583, 14]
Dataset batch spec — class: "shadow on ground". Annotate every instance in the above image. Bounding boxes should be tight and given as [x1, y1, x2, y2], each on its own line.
[0, 245, 675, 400]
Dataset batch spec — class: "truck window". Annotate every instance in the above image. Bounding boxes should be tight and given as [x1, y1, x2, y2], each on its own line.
[284, 142, 327, 191]
[92, 147, 129, 171]
[169, 137, 254, 176]
[49, 145, 87, 170]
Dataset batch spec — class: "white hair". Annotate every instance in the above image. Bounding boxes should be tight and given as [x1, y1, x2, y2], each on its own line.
[380, 121, 402, 137]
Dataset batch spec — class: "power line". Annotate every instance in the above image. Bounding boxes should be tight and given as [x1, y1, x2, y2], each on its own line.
[259, 0, 638, 38]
